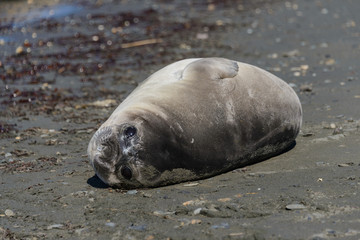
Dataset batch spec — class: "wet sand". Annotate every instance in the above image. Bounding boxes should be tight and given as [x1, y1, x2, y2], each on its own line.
[1, 0, 360, 239]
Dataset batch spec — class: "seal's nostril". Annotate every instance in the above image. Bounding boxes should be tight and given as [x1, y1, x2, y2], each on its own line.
[93, 126, 119, 163]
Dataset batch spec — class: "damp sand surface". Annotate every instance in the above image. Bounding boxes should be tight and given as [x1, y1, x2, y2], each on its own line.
[1, 0, 360, 239]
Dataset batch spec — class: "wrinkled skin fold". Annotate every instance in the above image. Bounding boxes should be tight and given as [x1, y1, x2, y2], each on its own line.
[88, 58, 302, 189]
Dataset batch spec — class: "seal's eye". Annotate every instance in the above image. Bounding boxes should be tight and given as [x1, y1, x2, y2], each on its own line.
[124, 126, 137, 138]
[121, 166, 132, 180]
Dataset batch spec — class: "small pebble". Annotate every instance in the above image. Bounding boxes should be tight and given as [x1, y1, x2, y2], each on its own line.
[190, 219, 202, 224]
[105, 222, 116, 227]
[128, 224, 147, 231]
[145, 235, 155, 240]
[302, 132, 314, 137]
[47, 224, 64, 230]
[5, 153, 12, 158]
[126, 190, 138, 195]
[182, 199, 206, 206]
[229, 233, 244, 237]
[15, 46, 24, 55]
[300, 84, 313, 92]
[288, 83, 297, 88]
[5, 209, 15, 217]
[332, 128, 343, 135]
[193, 208, 202, 215]
[75, 227, 88, 236]
[316, 162, 328, 167]
[211, 222, 229, 229]
[153, 210, 175, 217]
[286, 203, 306, 210]
[338, 163, 352, 167]
[183, 182, 199, 187]
[217, 198, 231, 202]
[141, 192, 152, 198]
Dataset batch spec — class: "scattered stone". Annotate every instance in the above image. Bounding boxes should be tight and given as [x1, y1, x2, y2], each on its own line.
[153, 210, 176, 217]
[196, 33, 208, 40]
[316, 162, 329, 167]
[126, 190, 138, 195]
[11, 149, 33, 157]
[45, 139, 58, 145]
[328, 134, 345, 140]
[141, 192, 152, 198]
[5, 209, 15, 217]
[145, 235, 155, 240]
[175, 218, 202, 228]
[71, 190, 94, 197]
[15, 46, 24, 55]
[4, 153, 12, 158]
[211, 222, 229, 229]
[302, 132, 314, 137]
[332, 127, 343, 135]
[283, 49, 299, 57]
[182, 199, 206, 206]
[217, 198, 232, 202]
[197, 204, 230, 218]
[338, 163, 354, 167]
[89, 99, 117, 108]
[75, 227, 89, 236]
[193, 208, 202, 215]
[325, 58, 335, 66]
[183, 182, 199, 187]
[190, 219, 202, 224]
[47, 224, 64, 230]
[286, 203, 306, 210]
[128, 224, 147, 231]
[229, 232, 245, 238]
[300, 84, 313, 92]
[346, 176, 356, 180]
[105, 222, 116, 227]
[288, 83, 297, 88]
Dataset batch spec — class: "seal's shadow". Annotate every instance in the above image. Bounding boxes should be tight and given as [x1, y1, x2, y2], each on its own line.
[87, 175, 109, 188]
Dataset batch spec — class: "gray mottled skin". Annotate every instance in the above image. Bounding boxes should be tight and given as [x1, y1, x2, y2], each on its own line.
[88, 58, 302, 188]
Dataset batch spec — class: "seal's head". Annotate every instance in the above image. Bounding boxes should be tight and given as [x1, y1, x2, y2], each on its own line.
[88, 124, 135, 187]
[87, 115, 196, 188]
[88, 120, 156, 188]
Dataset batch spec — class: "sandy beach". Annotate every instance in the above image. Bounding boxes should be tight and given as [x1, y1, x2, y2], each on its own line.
[1, 0, 359, 239]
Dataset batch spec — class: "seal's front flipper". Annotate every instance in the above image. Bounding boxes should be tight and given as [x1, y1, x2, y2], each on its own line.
[181, 58, 239, 81]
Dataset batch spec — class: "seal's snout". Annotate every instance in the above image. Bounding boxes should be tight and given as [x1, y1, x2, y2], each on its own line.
[88, 126, 120, 176]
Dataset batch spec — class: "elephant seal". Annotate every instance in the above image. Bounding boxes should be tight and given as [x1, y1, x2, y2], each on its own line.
[88, 58, 302, 188]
